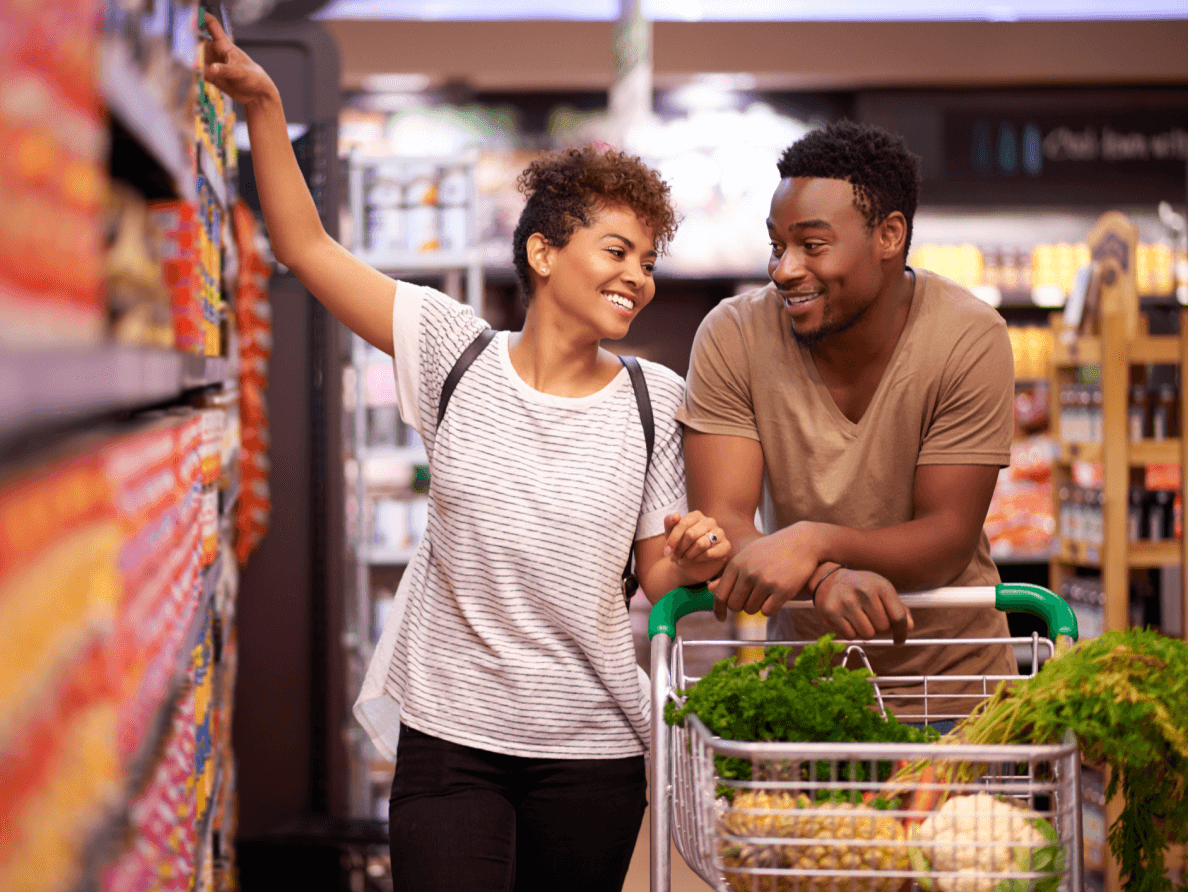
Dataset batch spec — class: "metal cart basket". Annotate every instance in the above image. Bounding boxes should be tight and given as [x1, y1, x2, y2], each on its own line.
[647, 584, 1083, 892]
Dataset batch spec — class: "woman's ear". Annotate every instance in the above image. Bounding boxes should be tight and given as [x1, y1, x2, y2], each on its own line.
[526, 232, 555, 278]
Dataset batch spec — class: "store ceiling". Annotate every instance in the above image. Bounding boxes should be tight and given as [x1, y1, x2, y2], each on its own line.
[323, 17, 1188, 92]
[314, 0, 1188, 21]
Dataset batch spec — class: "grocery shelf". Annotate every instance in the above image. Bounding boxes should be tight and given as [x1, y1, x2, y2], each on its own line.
[1058, 438, 1182, 467]
[1053, 332, 1181, 368]
[359, 445, 428, 465]
[992, 551, 1053, 565]
[353, 248, 483, 274]
[192, 763, 223, 881]
[1054, 536, 1182, 570]
[366, 545, 419, 566]
[100, 38, 196, 203]
[0, 347, 232, 444]
[198, 141, 228, 209]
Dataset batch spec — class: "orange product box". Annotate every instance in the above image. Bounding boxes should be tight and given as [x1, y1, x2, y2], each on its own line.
[0, 451, 111, 583]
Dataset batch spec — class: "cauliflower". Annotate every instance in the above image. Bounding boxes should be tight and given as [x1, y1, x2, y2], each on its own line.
[720, 792, 910, 892]
[910, 792, 1063, 892]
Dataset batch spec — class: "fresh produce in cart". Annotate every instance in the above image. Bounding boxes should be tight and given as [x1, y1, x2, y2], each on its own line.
[720, 791, 911, 892]
[925, 628, 1188, 892]
[665, 635, 938, 791]
[908, 793, 1064, 892]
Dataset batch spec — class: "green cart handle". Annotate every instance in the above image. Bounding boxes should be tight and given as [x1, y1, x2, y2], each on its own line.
[647, 582, 1078, 641]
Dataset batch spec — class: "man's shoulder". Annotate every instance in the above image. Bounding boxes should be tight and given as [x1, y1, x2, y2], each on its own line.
[917, 269, 1006, 333]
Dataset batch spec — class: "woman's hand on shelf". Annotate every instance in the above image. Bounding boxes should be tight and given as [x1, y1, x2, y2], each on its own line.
[202, 15, 279, 110]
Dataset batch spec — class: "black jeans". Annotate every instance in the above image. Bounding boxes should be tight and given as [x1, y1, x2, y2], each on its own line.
[388, 723, 647, 892]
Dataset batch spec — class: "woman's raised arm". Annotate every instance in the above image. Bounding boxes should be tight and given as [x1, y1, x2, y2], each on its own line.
[203, 15, 397, 354]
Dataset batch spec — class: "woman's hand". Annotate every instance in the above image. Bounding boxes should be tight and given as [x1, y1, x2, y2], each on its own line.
[202, 15, 280, 109]
[662, 511, 731, 582]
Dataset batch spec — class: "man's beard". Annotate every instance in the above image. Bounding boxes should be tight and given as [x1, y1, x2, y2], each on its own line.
[789, 298, 871, 348]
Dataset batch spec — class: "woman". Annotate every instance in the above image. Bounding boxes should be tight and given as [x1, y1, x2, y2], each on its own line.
[204, 18, 730, 891]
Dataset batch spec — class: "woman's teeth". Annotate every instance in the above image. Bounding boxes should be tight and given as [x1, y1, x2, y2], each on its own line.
[605, 292, 634, 310]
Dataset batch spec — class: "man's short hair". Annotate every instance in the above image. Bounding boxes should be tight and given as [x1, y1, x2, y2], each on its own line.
[777, 120, 922, 257]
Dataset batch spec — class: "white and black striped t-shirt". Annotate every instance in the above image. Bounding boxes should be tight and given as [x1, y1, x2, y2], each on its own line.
[353, 282, 687, 761]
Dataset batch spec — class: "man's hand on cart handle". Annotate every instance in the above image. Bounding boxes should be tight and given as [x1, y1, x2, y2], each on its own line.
[708, 525, 913, 645]
[811, 565, 913, 646]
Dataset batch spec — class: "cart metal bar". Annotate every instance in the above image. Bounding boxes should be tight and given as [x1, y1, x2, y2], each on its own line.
[650, 624, 673, 892]
[649, 582, 1078, 642]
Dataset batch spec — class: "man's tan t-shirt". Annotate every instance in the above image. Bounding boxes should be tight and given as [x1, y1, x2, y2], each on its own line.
[677, 268, 1017, 719]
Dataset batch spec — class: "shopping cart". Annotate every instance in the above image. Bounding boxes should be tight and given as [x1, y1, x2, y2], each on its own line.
[647, 584, 1083, 892]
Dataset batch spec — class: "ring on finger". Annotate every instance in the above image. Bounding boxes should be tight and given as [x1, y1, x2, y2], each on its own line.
[707, 532, 719, 544]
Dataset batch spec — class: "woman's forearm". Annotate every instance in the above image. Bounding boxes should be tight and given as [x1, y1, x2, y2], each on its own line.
[241, 89, 325, 272]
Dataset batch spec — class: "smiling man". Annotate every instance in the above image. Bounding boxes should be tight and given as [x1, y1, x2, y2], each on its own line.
[677, 120, 1017, 720]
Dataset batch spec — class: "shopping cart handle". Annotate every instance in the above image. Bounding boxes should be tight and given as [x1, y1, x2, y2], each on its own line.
[648, 584, 713, 639]
[646, 581, 1078, 641]
[994, 581, 1079, 640]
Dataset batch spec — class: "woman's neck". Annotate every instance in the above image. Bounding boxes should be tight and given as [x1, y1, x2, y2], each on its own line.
[509, 307, 622, 397]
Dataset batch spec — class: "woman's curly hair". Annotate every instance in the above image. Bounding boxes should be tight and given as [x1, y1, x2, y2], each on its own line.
[511, 145, 678, 304]
[777, 120, 921, 256]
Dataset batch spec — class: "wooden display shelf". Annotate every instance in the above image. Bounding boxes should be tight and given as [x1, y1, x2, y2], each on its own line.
[1058, 537, 1187, 570]
[1059, 439, 1181, 465]
[1047, 211, 1188, 892]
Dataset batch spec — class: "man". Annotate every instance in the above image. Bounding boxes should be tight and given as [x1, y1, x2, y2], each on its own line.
[677, 120, 1016, 720]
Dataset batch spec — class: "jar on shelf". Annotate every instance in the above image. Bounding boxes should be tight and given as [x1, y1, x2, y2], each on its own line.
[1129, 486, 1146, 542]
[1151, 383, 1178, 440]
[1128, 383, 1150, 441]
[1148, 490, 1173, 542]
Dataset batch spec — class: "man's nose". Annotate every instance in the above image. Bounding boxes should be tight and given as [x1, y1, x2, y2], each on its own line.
[771, 249, 806, 286]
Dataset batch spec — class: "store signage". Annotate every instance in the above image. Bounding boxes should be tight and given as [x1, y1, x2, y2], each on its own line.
[945, 112, 1188, 192]
[857, 91, 1188, 206]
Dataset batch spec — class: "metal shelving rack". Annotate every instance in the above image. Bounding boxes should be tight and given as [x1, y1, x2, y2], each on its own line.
[0, 10, 245, 887]
[343, 151, 484, 819]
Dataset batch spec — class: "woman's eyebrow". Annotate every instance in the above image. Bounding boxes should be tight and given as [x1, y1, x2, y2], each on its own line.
[602, 233, 657, 257]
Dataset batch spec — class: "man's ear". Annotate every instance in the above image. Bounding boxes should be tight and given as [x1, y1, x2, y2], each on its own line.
[877, 212, 908, 261]
[526, 232, 556, 279]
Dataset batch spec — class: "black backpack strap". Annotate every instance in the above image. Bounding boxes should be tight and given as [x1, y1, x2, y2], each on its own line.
[437, 328, 496, 429]
[619, 355, 654, 603]
[620, 355, 654, 466]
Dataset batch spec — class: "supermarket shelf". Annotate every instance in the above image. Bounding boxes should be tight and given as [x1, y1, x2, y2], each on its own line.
[0, 347, 232, 443]
[366, 545, 419, 566]
[1124, 540, 1183, 568]
[193, 763, 222, 881]
[360, 445, 428, 465]
[198, 141, 228, 209]
[1058, 439, 1181, 466]
[202, 554, 222, 606]
[1054, 537, 1182, 569]
[1052, 333, 1181, 367]
[219, 473, 240, 519]
[100, 38, 196, 202]
[353, 248, 482, 274]
[992, 551, 1053, 565]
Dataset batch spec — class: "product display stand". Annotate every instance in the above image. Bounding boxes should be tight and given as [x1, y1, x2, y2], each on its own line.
[1049, 210, 1188, 892]
[342, 151, 485, 820]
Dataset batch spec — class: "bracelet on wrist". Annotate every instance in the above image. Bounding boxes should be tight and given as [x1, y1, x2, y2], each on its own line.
[811, 564, 846, 605]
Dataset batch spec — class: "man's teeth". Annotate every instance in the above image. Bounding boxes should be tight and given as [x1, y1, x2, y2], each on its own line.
[784, 292, 820, 306]
[605, 292, 634, 310]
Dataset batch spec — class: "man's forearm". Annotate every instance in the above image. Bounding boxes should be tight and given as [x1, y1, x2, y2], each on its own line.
[800, 516, 978, 592]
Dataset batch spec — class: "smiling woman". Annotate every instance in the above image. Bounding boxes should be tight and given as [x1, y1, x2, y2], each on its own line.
[202, 16, 730, 892]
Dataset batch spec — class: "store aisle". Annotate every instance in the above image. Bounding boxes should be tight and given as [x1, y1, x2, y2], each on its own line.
[622, 805, 715, 892]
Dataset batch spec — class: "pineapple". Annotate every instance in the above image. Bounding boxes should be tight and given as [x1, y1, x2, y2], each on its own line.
[721, 793, 910, 892]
